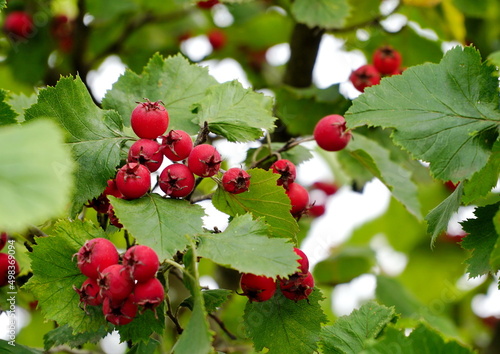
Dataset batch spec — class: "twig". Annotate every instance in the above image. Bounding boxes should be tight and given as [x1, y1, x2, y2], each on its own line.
[165, 294, 184, 334]
[209, 313, 237, 340]
[250, 136, 315, 169]
[194, 121, 210, 146]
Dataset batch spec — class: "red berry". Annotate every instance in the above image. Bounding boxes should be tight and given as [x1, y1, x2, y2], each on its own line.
[349, 64, 381, 92]
[280, 271, 314, 302]
[75, 238, 119, 279]
[102, 295, 138, 326]
[285, 182, 309, 217]
[312, 181, 338, 196]
[239, 273, 276, 302]
[74, 278, 103, 310]
[187, 144, 222, 177]
[207, 29, 227, 51]
[107, 205, 123, 229]
[97, 264, 135, 302]
[123, 245, 160, 283]
[87, 179, 124, 214]
[197, 0, 220, 9]
[293, 248, 309, 275]
[270, 159, 297, 189]
[373, 45, 402, 75]
[160, 130, 193, 162]
[128, 139, 164, 172]
[159, 163, 196, 198]
[115, 163, 151, 199]
[0, 233, 7, 251]
[132, 278, 165, 314]
[3, 11, 34, 40]
[0, 253, 19, 287]
[313, 114, 352, 152]
[130, 99, 169, 139]
[308, 204, 326, 217]
[444, 180, 459, 192]
[51, 15, 74, 52]
[222, 168, 251, 194]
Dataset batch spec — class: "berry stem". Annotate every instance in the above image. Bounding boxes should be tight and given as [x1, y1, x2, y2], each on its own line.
[165, 293, 184, 334]
[194, 121, 210, 147]
[209, 313, 237, 340]
[250, 136, 315, 169]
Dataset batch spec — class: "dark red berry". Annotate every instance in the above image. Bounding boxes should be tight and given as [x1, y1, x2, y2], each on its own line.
[207, 29, 227, 51]
[349, 64, 381, 92]
[51, 14, 74, 52]
[97, 264, 135, 302]
[0, 253, 19, 287]
[123, 245, 160, 283]
[308, 204, 326, 217]
[75, 238, 119, 279]
[107, 205, 123, 229]
[87, 179, 124, 214]
[187, 144, 222, 177]
[128, 139, 164, 172]
[312, 181, 338, 196]
[293, 248, 309, 275]
[0, 233, 7, 251]
[160, 130, 193, 162]
[159, 163, 196, 198]
[3, 11, 34, 40]
[115, 163, 151, 199]
[102, 295, 138, 326]
[130, 99, 169, 139]
[280, 271, 314, 302]
[444, 180, 459, 192]
[313, 114, 351, 152]
[74, 278, 103, 310]
[285, 182, 309, 217]
[270, 159, 297, 189]
[222, 168, 251, 194]
[197, 0, 220, 9]
[239, 273, 276, 302]
[132, 278, 165, 315]
[373, 45, 402, 75]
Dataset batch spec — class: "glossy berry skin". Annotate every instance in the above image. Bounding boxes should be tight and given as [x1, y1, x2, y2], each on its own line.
[349, 64, 381, 92]
[222, 168, 251, 194]
[123, 245, 160, 283]
[240, 273, 276, 302]
[207, 29, 227, 51]
[159, 163, 196, 198]
[115, 163, 151, 199]
[4, 11, 34, 40]
[187, 144, 222, 177]
[270, 159, 296, 189]
[131, 99, 169, 139]
[312, 181, 338, 196]
[128, 139, 164, 172]
[97, 264, 135, 302]
[75, 238, 119, 279]
[280, 271, 314, 302]
[0, 233, 7, 251]
[74, 278, 103, 310]
[197, 0, 220, 9]
[373, 45, 402, 75]
[132, 278, 165, 313]
[285, 182, 309, 217]
[0, 253, 19, 287]
[313, 114, 352, 152]
[161, 130, 193, 162]
[102, 295, 138, 326]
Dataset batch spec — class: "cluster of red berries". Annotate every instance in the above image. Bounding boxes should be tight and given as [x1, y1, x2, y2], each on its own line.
[239, 248, 314, 302]
[73, 238, 164, 326]
[349, 45, 403, 92]
[307, 181, 339, 218]
[0, 232, 20, 287]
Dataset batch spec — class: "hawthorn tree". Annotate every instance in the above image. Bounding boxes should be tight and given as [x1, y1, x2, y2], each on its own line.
[0, 0, 499, 353]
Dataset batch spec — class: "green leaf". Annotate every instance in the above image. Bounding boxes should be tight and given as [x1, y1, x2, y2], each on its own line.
[117, 304, 165, 343]
[23, 220, 111, 334]
[346, 46, 500, 183]
[244, 288, 327, 354]
[212, 168, 299, 239]
[24, 75, 126, 216]
[346, 133, 422, 219]
[461, 202, 500, 277]
[110, 194, 205, 261]
[127, 339, 161, 354]
[197, 214, 299, 278]
[43, 324, 109, 350]
[320, 301, 397, 354]
[452, 0, 496, 18]
[291, 0, 350, 29]
[0, 89, 17, 125]
[192, 80, 275, 142]
[180, 289, 233, 313]
[426, 183, 464, 245]
[0, 120, 74, 232]
[102, 53, 218, 134]
[7, 92, 37, 124]
[0, 340, 43, 353]
[463, 144, 500, 204]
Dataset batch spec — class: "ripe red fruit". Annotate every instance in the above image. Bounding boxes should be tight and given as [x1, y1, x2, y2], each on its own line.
[128, 139, 164, 172]
[159, 163, 196, 198]
[0, 233, 7, 251]
[285, 182, 309, 217]
[51, 15, 74, 52]
[349, 64, 381, 92]
[132, 278, 165, 314]
[97, 264, 135, 302]
[308, 204, 326, 217]
[293, 248, 309, 275]
[131, 99, 169, 139]
[313, 114, 352, 152]
[75, 238, 119, 279]
[123, 245, 160, 283]
[207, 29, 227, 51]
[373, 45, 402, 75]
[115, 163, 151, 199]
[270, 159, 297, 189]
[222, 168, 251, 194]
[160, 130, 193, 162]
[280, 271, 314, 302]
[102, 295, 138, 326]
[107, 205, 123, 229]
[3, 11, 34, 40]
[312, 181, 338, 196]
[74, 278, 104, 310]
[239, 273, 276, 302]
[187, 144, 222, 177]
[88, 179, 124, 214]
[197, 0, 220, 9]
[0, 253, 19, 287]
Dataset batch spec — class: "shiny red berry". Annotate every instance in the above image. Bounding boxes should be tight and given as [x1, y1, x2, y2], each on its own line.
[132, 277, 165, 315]
[75, 238, 119, 279]
[308, 204, 326, 217]
[270, 159, 296, 189]
[74, 278, 103, 310]
[313, 114, 351, 152]
[115, 163, 151, 199]
[160, 130, 193, 162]
[187, 144, 222, 177]
[373, 45, 402, 75]
[0, 253, 19, 287]
[280, 271, 314, 302]
[131, 99, 169, 139]
[159, 163, 196, 198]
[239, 273, 276, 302]
[4, 11, 34, 40]
[222, 168, 251, 194]
[207, 29, 227, 51]
[123, 245, 160, 283]
[312, 181, 338, 196]
[349, 64, 381, 92]
[97, 264, 135, 303]
[285, 182, 309, 217]
[102, 295, 138, 326]
[293, 248, 309, 275]
[128, 139, 164, 172]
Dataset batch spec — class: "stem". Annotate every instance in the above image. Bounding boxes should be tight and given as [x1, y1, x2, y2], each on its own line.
[194, 121, 210, 146]
[209, 313, 237, 340]
[165, 293, 184, 334]
[250, 136, 315, 168]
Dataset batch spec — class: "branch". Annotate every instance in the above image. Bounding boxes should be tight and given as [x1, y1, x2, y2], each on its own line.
[209, 313, 237, 340]
[250, 136, 315, 169]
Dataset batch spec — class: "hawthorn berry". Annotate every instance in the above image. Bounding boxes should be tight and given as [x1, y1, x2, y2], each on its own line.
[222, 167, 251, 194]
[285, 182, 309, 217]
[160, 130, 193, 162]
[197, 0, 220, 9]
[313, 114, 352, 152]
[132, 277, 165, 315]
[88, 179, 124, 214]
[312, 181, 338, 196]
[107, 205, 123, 229]
[349, 64, 381, 92]
[308, 204, 326, 218]
[207, 29, 227, 51]
[51, 15, 74, 52]
[373, 45, 402, 75]
[97, 264, 135, 302]
[159, 163, 196, 198]
[293, 248, 309, 275]
[115, 163, 151, 199]
[187, 144, 222, 177]
[75, 238, 119, 279]
[0, 233, 7, 251]
[102, 295, 138, 326]
[131, 99, 169, 139]
[74, 278, 103, 310]
[270, 159, 297, 188]
[128, 138, 164, 172]
[280, 271, 314, 302]
[239, 273, 276, 302]
[0, 253, 19, 287]
[123, 245, 160, 283]
[3, 11, 34, 40]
